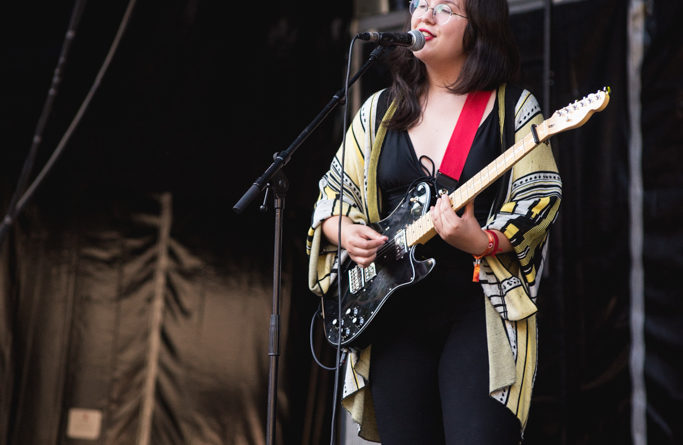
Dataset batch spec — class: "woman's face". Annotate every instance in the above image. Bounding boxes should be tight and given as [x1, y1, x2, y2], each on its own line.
[410, 0, 469, 70]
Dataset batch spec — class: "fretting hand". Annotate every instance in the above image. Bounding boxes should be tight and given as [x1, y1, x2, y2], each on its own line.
[430, 197, 490, 255]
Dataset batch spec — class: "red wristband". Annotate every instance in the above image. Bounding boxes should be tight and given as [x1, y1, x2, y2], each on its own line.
[472, 230, 499, 282]
[487, 229, 500, 256]
[474, 230, 496, 258]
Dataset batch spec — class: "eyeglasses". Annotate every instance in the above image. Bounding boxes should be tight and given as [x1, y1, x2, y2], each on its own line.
[408, 0, 467, 25]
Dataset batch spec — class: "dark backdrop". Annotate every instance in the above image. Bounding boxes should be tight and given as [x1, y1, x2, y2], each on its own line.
[1, 1, 681, 444]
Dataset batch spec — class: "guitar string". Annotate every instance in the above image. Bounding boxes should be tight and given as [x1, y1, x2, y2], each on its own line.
[374, 237, 397, 258]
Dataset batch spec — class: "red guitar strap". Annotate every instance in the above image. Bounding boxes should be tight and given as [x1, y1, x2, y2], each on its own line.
[439, 90, 492, 181]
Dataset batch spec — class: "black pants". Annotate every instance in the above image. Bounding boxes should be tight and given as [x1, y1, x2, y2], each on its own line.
[368, 268, 521, 445]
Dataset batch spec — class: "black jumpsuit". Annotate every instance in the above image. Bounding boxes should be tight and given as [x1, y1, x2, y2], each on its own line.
[368, 102, 521, 445]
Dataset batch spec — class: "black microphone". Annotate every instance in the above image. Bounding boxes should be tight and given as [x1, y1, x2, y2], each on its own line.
[356, 29, 426, 51]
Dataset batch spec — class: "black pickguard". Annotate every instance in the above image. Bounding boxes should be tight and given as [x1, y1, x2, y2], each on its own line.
[323, 182, 436, 346]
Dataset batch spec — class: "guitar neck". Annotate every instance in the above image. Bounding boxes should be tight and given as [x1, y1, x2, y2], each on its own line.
[403, 87, 610, 247]
[405, 127, 545, 247]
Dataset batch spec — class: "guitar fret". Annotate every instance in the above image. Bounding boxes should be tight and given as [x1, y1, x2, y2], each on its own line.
[473, 176, 481, 189]
[514, 143, 523, 157]
[453, 190, 462, 207]
[407, 214, 434, 246]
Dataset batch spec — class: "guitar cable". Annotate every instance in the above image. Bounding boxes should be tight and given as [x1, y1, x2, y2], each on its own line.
[309, 307, 339, 371]
[315, 33, 391, 445]
[322, 33, 359, 445]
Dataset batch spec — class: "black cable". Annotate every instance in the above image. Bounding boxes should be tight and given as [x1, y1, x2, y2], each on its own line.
[7, 1, 139, 440]
[309, 308, 338, 371]
[0, 0, 88, 242]
[0, 0, 138, 245]
[325, 34, 359, 445]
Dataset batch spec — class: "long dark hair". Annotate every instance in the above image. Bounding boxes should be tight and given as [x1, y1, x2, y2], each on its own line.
[385, 0, 519, 130]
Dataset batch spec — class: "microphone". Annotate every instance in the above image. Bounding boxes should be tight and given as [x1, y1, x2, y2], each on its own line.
[356, 29, 426, 51]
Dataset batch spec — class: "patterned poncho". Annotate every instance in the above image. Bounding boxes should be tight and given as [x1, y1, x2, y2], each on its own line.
[306, 84, 562, 442]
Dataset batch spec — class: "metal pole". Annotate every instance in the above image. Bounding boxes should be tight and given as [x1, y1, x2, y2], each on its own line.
[628, 1, 647, 444]
[543, 0, 552, 116]
[266, 171, 288, 445]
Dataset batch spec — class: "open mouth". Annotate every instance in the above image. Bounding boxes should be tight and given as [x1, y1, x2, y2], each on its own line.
[419, 29, 435, 40]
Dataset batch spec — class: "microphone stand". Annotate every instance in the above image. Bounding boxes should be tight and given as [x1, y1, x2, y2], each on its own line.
[233, 45, 386, 445]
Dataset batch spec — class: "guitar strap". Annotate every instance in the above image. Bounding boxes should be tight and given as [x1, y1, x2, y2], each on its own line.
[436, 90, 492, 192]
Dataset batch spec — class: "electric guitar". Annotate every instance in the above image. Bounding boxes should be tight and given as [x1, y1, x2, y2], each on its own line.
[322, 88, 610, 346]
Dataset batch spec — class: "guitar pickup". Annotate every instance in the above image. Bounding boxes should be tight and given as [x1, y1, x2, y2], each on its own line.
[365, 262, 377, 281]
[348, 262, 377, 294]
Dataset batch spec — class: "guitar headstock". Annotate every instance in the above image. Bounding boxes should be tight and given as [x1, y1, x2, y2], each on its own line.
[544, 87, 610, 138]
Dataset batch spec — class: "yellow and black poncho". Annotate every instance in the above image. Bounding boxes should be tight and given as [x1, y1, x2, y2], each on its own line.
[306, 84, 562, 442]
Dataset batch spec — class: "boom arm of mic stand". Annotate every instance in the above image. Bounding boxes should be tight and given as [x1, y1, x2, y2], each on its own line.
[232, 45, 386, 214]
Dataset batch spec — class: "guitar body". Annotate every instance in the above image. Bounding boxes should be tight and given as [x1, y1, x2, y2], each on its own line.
[323, 182, 436, 346]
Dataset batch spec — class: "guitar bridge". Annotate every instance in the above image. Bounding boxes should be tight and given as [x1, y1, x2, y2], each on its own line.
[348, 262, 376, 294]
